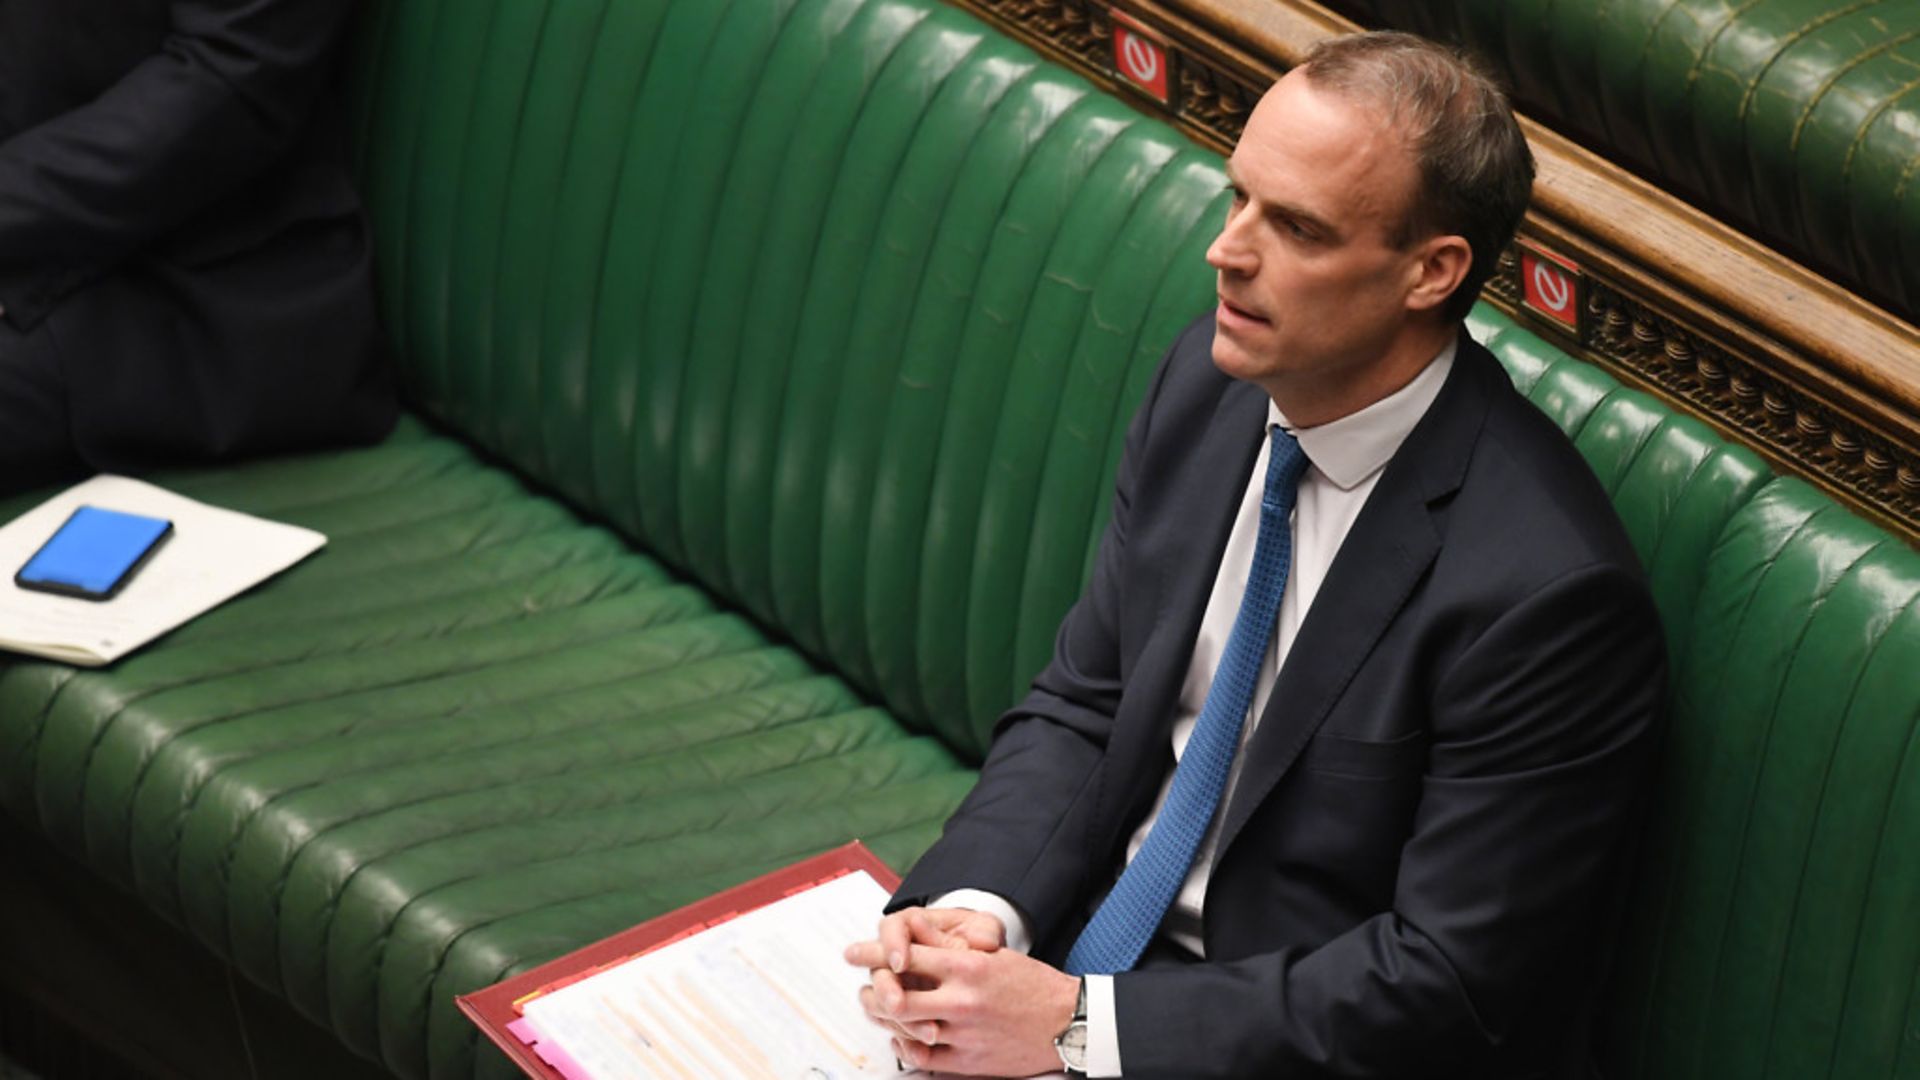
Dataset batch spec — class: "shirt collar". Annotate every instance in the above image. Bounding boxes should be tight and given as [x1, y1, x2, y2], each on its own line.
[1269, 338, 1457, 492]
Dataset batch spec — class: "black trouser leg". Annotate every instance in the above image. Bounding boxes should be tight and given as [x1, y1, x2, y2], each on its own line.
[0, 318, 86, 499]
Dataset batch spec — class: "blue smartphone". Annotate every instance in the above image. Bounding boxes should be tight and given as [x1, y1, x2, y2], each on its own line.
[15, 505, 174, 601]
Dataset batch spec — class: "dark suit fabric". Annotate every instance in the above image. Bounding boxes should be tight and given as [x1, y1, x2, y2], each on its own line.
[895, 315, 1666, 1078]
[0, 0, 394, 493]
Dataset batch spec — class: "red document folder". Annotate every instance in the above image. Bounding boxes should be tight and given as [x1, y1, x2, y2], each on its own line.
[456, 841, 900, 1079]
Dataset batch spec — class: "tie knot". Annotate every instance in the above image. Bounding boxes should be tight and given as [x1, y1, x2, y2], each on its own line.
[1262, 427, 1309, 511]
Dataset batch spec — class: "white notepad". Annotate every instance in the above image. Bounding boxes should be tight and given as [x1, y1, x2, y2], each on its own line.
[519, 872, 925, 1080]
[0, 475, 325, 666]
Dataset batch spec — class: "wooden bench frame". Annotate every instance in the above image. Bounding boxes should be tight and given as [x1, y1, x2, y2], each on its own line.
[948, 0, 1920, 546]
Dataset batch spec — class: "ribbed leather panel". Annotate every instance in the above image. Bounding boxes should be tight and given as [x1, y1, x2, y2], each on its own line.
[0, 423, 976, 1080]
[1607, 481, 1920, 1080]
[1327, 0, 1920, 319]
[351, 0, 1226, 761]
[1469, 310, 1920, 1080]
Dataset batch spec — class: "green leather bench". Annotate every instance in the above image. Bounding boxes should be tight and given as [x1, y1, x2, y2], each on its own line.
[2, 0, 1917, 1078]
[1320, 0, 1920, 321]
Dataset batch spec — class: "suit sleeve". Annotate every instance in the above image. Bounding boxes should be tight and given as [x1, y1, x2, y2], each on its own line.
[0, 0, 358, 323]
[1111, 561, 1666, 1077]
[891, 321, 1197, 946]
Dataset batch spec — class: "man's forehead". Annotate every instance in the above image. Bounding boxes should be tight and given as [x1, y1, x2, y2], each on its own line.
[1228, 73, 1413, 222]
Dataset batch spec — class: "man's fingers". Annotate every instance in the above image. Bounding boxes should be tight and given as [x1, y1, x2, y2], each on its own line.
[907, 908, 993, 951]
[881, 986, 953, 1025]
[867, 966, 908, 1016]
[905, 1019, 940, 1045]
[842, 939, 885, 970]
[856, 906, 1003, 980]
[877, 909, 916, 973]
[958, 926, 1003, 951]
[858, 987, 934, 1044]
[893, 1036, 944, 1071]
[905, 909, 964, 950]
[893, 1035, 971, 1073]
[890, 940, 978, 982]
[858, 987, 939, 1046]
[860, 967, 952, 1040]
[877, 962, 996, 1026]
[930, 909, 1004, 951]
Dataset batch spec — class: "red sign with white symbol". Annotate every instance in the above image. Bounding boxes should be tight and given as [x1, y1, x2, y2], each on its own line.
[1520, 245, 1581, 332]
[1112, 12, 1170, 104]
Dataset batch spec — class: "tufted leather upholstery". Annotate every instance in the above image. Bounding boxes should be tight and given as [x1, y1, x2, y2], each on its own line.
[0, 1, 1915, 1077]
[1326, 0, 1920, 320]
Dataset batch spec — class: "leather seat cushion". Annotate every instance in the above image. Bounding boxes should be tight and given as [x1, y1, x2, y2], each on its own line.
[0, 416, 977, 1079]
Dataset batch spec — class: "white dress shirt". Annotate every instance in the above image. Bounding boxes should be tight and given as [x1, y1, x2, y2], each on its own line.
[939, 341, 1454, 1077]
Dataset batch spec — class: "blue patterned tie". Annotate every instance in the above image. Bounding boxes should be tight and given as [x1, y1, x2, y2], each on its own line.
[1065, 426, 1309, 976]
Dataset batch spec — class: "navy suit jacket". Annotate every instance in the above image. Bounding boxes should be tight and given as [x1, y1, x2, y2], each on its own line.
[0, 0, 393, 474]
[895, 315, 1665, 1078]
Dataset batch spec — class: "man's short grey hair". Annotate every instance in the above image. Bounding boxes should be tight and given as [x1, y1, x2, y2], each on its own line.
[1298, 31, 1535, 321]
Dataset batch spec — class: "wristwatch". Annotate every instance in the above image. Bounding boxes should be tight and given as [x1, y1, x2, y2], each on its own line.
[1054, 977, 1090, 1075]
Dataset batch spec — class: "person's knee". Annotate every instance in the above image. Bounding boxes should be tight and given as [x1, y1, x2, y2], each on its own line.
[0, 324, 84, 497]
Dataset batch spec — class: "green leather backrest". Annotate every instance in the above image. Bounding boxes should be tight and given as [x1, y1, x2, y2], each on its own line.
[1470, 309, 1920, 1079]
[349, 0, 1227, 760]
[1324, 0, 1920, 321]
[1612, 482, 1920, 1079]
[347, 0, 1920, 1071]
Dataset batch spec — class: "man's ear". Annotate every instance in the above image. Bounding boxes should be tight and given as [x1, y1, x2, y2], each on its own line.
[1405, 234, 1473, 314]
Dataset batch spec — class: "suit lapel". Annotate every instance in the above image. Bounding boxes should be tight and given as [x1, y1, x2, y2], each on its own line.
[1212, 333, 1498, 860]
[1099, 378, 1268, 840]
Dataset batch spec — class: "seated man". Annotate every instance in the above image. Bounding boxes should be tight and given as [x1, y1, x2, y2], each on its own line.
[0, 0, 395, 498]
[846, 31, 1665, 1078]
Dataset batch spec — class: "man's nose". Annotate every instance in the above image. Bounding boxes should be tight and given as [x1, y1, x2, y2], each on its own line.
[1206, 209, 1257, 276]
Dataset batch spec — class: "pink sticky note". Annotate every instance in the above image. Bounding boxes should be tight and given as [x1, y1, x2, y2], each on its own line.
[529, 1030, 594, 1080]
[507, 1018, 536, 1045]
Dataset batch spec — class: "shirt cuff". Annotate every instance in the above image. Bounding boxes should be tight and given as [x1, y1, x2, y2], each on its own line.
[1083, 974, 1123, 1077]
[929, 889, 1033, 954]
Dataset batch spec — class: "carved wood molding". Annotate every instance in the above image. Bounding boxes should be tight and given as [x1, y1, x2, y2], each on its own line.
[945, 0, 1920, 546]
[1483, 260, 1920, 538]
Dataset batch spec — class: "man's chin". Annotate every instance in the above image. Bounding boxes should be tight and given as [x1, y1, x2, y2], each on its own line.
[1210, 331, 1267, 382]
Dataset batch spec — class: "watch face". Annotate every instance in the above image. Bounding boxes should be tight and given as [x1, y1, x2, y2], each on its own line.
[1059, 1020, 1090, 1068]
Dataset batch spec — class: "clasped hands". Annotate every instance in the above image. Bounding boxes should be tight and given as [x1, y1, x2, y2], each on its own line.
[843, 906, 1080, 1077]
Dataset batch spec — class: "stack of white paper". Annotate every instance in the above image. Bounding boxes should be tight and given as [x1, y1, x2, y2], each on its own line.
[521, 872, 926, 1080]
